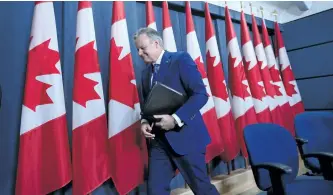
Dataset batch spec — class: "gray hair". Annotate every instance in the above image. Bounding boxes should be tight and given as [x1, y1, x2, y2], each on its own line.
[133, 27, 164, 48]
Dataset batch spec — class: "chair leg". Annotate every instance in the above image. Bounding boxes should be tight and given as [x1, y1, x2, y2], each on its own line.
[269, 171, 287, 195]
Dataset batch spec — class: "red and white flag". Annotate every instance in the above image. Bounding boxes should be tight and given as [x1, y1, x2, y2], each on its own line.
[162, 1, 177, 52]
[225, 6, 257, 158]
[186, 2, 224, 162]
[240, 11, 272, 123]
[15, 2, 71, 195]
[108, 2, 148, 194]
[204, 2, 238, 162]
[146, 1, 157, 31]
[262, 19, 295, 135]
[72, 2, 110, 194]
[251, 14, 284, 127]
[275, 22, 304, 117]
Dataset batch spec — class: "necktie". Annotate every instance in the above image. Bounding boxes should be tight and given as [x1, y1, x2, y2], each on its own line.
[151, 64, 160, 87]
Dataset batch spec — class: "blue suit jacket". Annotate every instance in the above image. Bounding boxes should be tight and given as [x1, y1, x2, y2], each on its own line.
[141, 51, 211, 155]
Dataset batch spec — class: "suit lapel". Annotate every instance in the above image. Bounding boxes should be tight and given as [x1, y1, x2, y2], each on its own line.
[157, 51, 172, 84]
[142, 51, 172, 97]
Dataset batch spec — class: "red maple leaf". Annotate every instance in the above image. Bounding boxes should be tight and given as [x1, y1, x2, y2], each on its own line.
[194, 56, 210, 97]
[109, 38, 139, 108]
[73, 41, 101, 107]
[269, 66, 283, 96]
[23, 39, 60, 111]
[244, 59, 266, 100]
[228, 54, 250, 99]
[206, 51, 229, 101]
[194, 56, 207, 79]
[273, 84, 283, 96]
[258, 61, 276, 98]
[281, 65, 297, 97]
[269, 66, 282, 83]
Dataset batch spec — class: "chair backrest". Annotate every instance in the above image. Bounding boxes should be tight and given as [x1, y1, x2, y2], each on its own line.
[244, 123, 299, 190]
[295, 111, 333, 171]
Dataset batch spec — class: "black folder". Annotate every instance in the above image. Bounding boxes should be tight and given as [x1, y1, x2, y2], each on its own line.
[142, 82, 187, 122]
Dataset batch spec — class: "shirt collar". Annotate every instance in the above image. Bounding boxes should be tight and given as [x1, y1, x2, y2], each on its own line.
[153, 50, 165, 65]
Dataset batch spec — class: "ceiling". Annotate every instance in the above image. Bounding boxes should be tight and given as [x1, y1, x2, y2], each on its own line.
[208, 1, 333, 23]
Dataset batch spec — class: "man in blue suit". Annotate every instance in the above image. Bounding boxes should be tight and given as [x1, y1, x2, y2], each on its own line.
[134, 28, 219, 195]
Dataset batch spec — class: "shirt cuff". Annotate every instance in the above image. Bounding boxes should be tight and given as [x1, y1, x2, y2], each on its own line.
[141, 119, 149, 124]
[172, 114, 184, 127]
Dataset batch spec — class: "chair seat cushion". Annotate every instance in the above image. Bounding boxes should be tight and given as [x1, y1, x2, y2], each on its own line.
[285, 179, 333, 195]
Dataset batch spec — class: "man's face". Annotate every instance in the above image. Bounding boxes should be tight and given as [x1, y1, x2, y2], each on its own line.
[135, 34, 160, 64]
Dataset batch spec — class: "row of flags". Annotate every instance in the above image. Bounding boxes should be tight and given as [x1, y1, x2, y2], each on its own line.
[16, 2, 146, 195]
[155, 1, 304, 159]
[15, 1, 304, 195]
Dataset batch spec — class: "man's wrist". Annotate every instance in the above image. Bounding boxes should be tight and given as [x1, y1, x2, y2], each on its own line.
[172, 114, 184, 127]
[141, 119, 149, 124]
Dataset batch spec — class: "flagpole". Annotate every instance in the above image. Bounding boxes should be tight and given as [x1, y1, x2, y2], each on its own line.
[227, 162, 231, 175]
[272, 9, 278, 23]
[249, 2, 253, 14]
[260, 6, 264, 19]
[240, 1, 249, 170]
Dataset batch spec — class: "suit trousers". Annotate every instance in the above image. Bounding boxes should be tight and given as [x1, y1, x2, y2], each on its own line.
[147, 134, 219, 195]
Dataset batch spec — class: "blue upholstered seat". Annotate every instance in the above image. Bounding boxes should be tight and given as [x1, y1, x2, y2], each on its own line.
[244, 123, 333, 195]
[295, 111, 333, 177]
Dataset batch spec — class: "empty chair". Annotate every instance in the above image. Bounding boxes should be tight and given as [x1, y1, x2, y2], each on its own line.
[244, 123, 333, 195]
[295, 111, 333, 179]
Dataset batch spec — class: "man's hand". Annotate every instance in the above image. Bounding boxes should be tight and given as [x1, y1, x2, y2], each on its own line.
[141, 122, 155, 139]
[154, 115, 176, 131]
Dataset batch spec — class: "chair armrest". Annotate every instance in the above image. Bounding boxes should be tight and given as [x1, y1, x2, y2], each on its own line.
[295, 137, 308, 146]
[254, 163, 292, 195]
[303, 152, 333, 180]
[303, 152, 333, 160]
[295, 137, 308, 157]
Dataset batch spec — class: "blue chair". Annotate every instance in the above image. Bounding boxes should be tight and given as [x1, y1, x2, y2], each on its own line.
[244, 123, 333, 195]
[295, 111, 333, 180]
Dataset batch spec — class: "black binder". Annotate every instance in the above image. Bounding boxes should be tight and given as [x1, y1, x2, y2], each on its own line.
[142, 82, 187, 122]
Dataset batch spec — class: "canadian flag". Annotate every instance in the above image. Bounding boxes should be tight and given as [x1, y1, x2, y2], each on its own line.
[146, 1, 157, 31]
[186, 2, 224, 162]
[162, 1, 177, 52]
[72, 2, 110, 195]
[240, 11, 272, 123]
[251, 14, 284, 127]
[108, 2, 148, 195]
[262, 19, 295, 135]
[275, 22, 304, 117]
[225, 6, 257, 158]
[15, 2, 71, 195]
[204, 2, 238, 162]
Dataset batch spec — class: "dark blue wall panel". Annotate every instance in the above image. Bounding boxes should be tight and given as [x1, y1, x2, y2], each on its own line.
[283, 8, 333, 110]
[288, 42, 333, 79]
[283, 9, 333, 50]
[297, 76, 333, 109]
